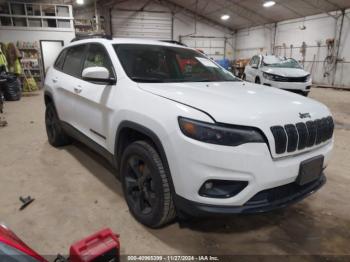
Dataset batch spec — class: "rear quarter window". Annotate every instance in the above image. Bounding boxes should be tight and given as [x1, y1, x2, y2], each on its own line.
[54, 49, 67, 70]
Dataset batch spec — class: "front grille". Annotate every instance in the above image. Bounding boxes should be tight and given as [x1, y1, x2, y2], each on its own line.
[270, 116, 334, 155]
[273, 75, 309, 82]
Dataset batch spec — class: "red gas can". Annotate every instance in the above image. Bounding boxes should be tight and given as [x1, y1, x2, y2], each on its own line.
[69, 228, 120, 262]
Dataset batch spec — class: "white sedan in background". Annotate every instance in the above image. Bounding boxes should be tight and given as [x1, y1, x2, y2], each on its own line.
[243, 55, 312, 96]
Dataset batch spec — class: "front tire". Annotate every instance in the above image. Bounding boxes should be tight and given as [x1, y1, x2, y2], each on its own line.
[45, 103, 71, 147]
[120, 141, 176, 228]
[255, 77, 261, 84]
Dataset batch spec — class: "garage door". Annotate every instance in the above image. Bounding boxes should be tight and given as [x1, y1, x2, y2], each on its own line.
[111, 10, 172, 40]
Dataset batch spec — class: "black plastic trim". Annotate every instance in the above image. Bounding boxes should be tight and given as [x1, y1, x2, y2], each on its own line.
[89, 128, 107, 140]
[115, 121, 177, 195]
[61, 121, 115, 166]
[174, 174, 326, 217]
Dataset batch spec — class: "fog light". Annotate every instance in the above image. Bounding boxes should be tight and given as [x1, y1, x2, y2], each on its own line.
[199, 180, 248, 198]
[204, 181, 213, 190]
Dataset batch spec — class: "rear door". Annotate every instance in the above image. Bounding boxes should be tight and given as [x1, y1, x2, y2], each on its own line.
[72, 43, 116, 147]
[57, 44, 88, 127]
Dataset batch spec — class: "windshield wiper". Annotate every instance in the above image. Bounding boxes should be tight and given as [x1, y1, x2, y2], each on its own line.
[130, 76, 165, 83]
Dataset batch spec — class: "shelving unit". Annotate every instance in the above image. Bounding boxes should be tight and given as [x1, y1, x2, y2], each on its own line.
[0, 2, 73, 30]
[17, 43, 44, 89]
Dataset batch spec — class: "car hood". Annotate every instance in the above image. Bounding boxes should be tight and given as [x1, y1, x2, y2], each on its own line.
[138, 81, 330, 128]
[261, 67, 309, 77]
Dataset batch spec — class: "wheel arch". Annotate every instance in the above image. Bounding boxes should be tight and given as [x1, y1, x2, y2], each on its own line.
[115, 121, 176, 194]
[44, 91, 55, 107]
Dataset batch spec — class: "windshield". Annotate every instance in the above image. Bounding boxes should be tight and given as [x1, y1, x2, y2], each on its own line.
[263, 56, 301, 69]
[113, 44, 239, 83]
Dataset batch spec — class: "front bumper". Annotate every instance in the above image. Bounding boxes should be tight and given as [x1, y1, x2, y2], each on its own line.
[262, 78, 312, 92]
[165, 128, 333, 208]
[174, 174, 326, 216]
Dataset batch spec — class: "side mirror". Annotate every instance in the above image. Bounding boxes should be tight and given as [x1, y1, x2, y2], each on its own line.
[82, 66, 116, 84]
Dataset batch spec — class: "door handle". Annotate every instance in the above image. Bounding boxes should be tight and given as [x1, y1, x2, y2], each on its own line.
[74, 87, 82, 94]
[52, 78, 58, 83]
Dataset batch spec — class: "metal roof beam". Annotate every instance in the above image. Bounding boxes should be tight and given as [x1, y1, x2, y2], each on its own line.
[202, 0, 266, 27]
[297, 0, 341, 18]
[204, 0, 275, 26]
[275, 1, 306, 17]
[225, 0, 276, 24]
[156, 0, 236, 32]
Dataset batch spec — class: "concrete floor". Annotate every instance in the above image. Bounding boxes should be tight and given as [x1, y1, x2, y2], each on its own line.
[0, 88, 349, 257]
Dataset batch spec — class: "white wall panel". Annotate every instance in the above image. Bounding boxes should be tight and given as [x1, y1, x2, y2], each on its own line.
[235, 10, 350, 87]
[0, 27, 75, 46]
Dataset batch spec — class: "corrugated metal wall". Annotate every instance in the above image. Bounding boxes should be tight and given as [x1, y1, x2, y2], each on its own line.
[111, 10, 172, 39]
[181, 37, 226, 60]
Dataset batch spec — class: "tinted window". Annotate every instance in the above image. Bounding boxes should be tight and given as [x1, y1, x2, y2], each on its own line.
[256, 56, 260, 66]
[114, 44, 238, 83]
[54, 49, 67, 70]
[83, 44, 114, 76]
[62, 45, 86, 77]
[250, 56, 258, 66]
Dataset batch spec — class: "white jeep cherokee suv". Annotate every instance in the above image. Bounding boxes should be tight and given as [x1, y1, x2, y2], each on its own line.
[244, 55, 312, 96]
[44, 38, 334, 228]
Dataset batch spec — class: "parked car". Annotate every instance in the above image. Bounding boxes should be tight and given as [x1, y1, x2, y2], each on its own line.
[44, 38, 334, 228]
[243, 55, 312, 96]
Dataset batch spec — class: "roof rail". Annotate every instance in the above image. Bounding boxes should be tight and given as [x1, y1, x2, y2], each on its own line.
[159, 40, 187, 46]
[71, 34, 113, 42]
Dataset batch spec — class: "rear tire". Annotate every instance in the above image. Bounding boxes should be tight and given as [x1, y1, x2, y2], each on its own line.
[242, 74, 246, 81]
[120, 141, 176, 228]
[45, 103, 71, 147]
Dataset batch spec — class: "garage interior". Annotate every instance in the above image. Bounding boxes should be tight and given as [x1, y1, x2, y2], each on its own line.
[0, 0, 350, 259]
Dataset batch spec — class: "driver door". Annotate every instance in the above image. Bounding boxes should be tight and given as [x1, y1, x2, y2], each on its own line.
[72, 43, 116, 148]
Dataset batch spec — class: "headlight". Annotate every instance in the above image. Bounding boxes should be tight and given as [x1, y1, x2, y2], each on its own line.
[178, 117, 265, 146]
[263, 72, 275, 81]
[305, 74, 311, 82]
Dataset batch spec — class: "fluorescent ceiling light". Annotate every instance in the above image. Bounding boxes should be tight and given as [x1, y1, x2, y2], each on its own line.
[263, 1, 276, 7]
[76, 0, 84, 5]
[221, 14, 230, 20]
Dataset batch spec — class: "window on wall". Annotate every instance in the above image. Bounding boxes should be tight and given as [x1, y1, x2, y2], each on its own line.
[83, 44, 113, 76]
[26, 4, 41, 16]
[41, 5, 55, 16]
[62, 45, 87, 77]
[0, 2, 73, 29]
[10, 3, 25, 15]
